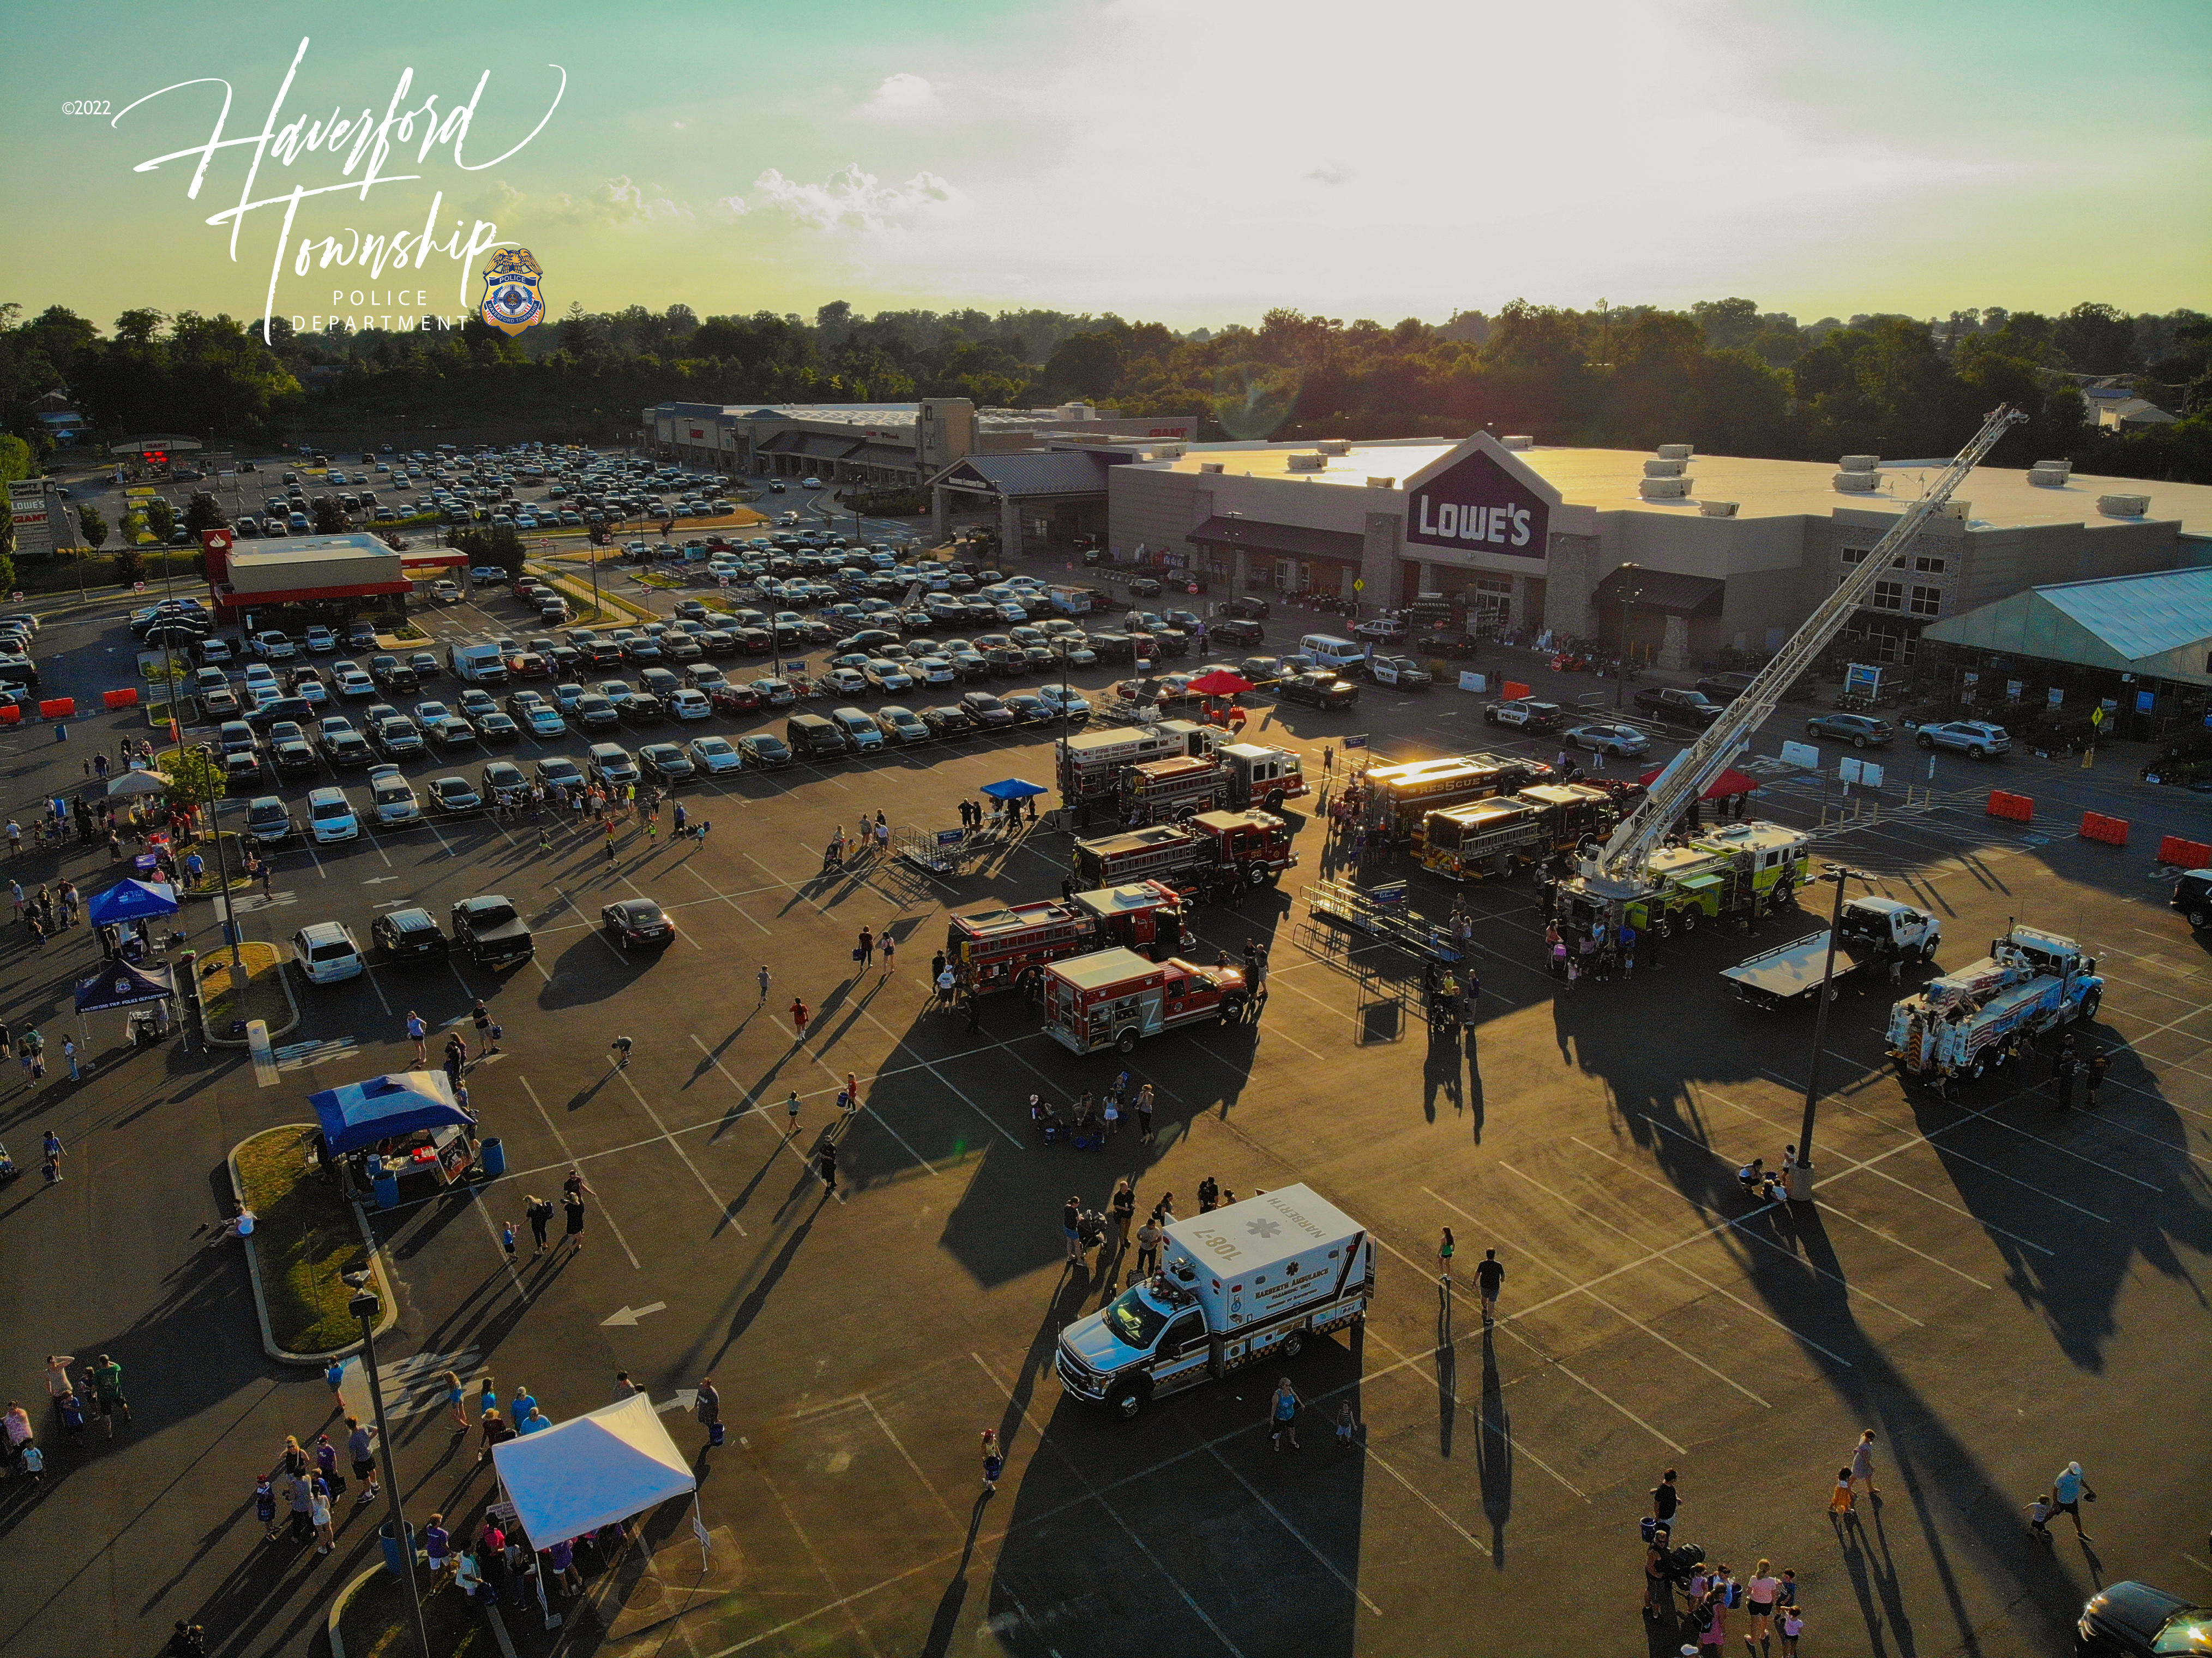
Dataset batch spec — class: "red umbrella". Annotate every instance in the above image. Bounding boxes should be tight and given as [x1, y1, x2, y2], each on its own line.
[1186, 669, 1253, 696]
[1637, 764, 1759, 801]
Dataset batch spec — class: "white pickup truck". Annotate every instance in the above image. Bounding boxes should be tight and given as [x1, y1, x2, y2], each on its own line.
[1056, 1185, 1373, 1420]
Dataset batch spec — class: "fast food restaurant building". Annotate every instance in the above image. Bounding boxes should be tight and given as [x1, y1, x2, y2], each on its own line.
[1106, 435, 2212, 669]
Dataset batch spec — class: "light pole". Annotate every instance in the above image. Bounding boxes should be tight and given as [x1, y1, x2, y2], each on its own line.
[350, 1280, 434, 1658]
[1613, 563, 1643, 710]
[1790, 864, 1865, 1201]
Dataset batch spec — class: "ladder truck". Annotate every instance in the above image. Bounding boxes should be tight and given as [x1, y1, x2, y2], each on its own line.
[1551, 404, 2029, 936]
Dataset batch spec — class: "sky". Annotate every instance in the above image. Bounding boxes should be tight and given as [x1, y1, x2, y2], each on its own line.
[2, 0, 2205, 338]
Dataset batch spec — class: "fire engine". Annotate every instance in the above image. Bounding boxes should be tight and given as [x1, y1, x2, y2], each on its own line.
[1417, 783, 1623, 881]
[1119, 744, 1307, 826]
[1057, 720, 1219, 820]
[1072, 808, 1298, 898]
[1042, 947, 1251, 1056]
[1071, 880, 1188, 956]
[946, 898, 1093, 993]
[1553, 820, 1811, 938]
[1360, 753, 1552, 843]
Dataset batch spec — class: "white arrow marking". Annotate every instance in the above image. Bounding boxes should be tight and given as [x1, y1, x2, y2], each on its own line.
[364, 875, 400, 885]
[653, 1389, 699, 1416]
[600, 1301, 667, 1327]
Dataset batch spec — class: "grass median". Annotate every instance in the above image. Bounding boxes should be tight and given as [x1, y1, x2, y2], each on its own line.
[198, 939, 292, 1037]
[235, 1124, 376, 1355]
[336, 1559, 491, 1658]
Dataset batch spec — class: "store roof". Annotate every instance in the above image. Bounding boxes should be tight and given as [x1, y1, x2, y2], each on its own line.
[1591, 566, 1726, 616]
[933, 452, 1113, 498]
[1136, 441, 2212, 536]
[1190, 514, 1368, 561]
[1921, 567, 2212, 687]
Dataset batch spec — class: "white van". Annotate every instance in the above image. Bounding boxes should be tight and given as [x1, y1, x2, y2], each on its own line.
[1299, 634, 1369, 673]
[448, 641, 509, 684]
[306, 786, 360, 844]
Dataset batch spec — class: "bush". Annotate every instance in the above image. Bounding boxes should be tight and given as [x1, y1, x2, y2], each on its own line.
[115, 548, 147, 585]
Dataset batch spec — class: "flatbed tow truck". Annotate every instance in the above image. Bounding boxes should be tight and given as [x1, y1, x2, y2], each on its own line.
[1721, 897, 1940, 1009]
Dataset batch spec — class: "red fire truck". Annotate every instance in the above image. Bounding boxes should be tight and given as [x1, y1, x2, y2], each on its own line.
[1072, 808, 1298, 898]
[1042, 947, 1251, 1056]
[946, 898, 1093, 993]
[1071, 880, 1188, 956]
[1057, 720, 1219, 821]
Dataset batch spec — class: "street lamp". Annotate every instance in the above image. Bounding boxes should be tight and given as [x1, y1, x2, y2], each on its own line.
[1613, 563, 1643, 710]
[349, 1279, 434, 1658]
[1789, 864, 1867, 1201]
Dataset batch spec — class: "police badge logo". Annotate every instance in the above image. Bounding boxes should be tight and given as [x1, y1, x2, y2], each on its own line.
[479, 249, 546, 337]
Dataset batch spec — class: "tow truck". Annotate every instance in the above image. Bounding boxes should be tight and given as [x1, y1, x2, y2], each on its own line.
[1416, 782, 1624, 881]
[1550, 403, 2031, 941]
[1072, 808, 1299, 897]
[1721, 897, 1940, 1009]
[1886, 925, 2102, 1095]
[1041, 947, 1251, 1056]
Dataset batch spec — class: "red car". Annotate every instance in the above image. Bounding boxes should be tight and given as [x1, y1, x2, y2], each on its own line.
[708, 681, 762, 714]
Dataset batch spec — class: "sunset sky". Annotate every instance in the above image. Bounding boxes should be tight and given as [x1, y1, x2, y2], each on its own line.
[2, 0, 2204, 334]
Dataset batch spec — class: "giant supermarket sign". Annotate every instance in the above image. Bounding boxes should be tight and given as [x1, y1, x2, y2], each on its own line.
[1403, 436, 1554, 560]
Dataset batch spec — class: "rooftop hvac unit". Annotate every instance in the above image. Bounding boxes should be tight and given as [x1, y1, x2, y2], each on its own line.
[1833, 471, 1881, 493]
[1936, 501, 1970, 521]
[1500, 435, 1535, 450]
[1638, 476, 1693, 500]
[1366, 476, 1397, 489]
[1198, 461, 1225, 474]
[1284, 452, 1327, 472]
[2028, 461, 2071, 486]
[1315, 439, 1351, 456]
[1644, 458, 1686, 478]
[1699, 500, 1740, 518]
[1838, 454, 1881, 473]
[2097, 494, 2150, 517]
[1151, 445, 1185, 460]
[1656, 443, 1694, 461]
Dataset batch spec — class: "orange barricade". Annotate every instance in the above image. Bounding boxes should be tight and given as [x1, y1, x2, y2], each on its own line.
[1501, 681, 1531, 701]
[1985, 790, 2033, 822]
[103, 687, 141, 709]
[0, 706, 18, 724]
[2078, 812, 2129, 846]
[38, 698, 75, 720]
[2157, 836, 2212, 870]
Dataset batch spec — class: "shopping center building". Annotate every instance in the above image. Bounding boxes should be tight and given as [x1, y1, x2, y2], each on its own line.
[1106, 435, 2212, 670]
[197, 529, 466, 622]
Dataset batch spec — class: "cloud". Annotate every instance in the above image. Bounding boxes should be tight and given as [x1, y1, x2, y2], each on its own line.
[545, 176, 695, 226]
[729, 164, 955, 233]
[861, 72, 942, 122]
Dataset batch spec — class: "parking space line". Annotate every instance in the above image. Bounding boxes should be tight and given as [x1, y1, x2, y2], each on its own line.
[971, 1351, 1251, 1658]
[1442, 1179, 1772, 1409]
[752, 1463, 886, 1658]
[670, 858, 771, 934]
[798, 1049, 936, 1178]
[610, 1063, 754, 1233]
[357, 960, 395, 1016]
[1201, 1440, 1382, 1615]
[859, 1394, 960, 1527]
[686, 1033, 849, 1200]
[1360, 1324, 1585, 1501]
[1367, 1228, 1686, 1454]
[855, 1007, 1026, 1149]
[514, 1074, 642, 1267]
[468, 1183, 533, 1302]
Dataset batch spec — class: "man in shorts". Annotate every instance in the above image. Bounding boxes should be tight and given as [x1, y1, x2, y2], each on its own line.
[1474, 1249, 1505, 1323]
[92, 1353, 130, 1437]
[347, 1414, 380, 1504]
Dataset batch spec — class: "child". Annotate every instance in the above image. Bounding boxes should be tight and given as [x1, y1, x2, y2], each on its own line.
[1778, 1604, 1805, 1656]
[1830, 1465, 1855, 1517]
[59, 1392, 86, 1438]
[501, 1221, 518, 1265]
[256, 1476, 279, 1540]
[1334, 1402, 1359, 1449]
[980, 1428, 1003, 1493]
[2026, 1492, 2055, 1537]
[19, 1442, 44, 1488]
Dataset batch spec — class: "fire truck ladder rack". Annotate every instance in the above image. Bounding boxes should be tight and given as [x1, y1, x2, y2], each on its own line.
[1305, 879, 1465, 965]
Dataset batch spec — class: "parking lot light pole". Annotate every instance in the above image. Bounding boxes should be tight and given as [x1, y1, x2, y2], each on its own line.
[1790, 864, 1865, 1201]
[351, 1284, 433, 1658]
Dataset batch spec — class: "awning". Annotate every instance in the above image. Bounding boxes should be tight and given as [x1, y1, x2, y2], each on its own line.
[979, 778, 1048, 800]
[75, 960, 176, 1013]
[1592, 567, 1726, 618]
[1638, 764, 1760, 801]
[491, 1393, 699, 1549]
[310, 1071, 470, 1155]
[1189, 515, 1367, 563]
[87, 878, 180, 923]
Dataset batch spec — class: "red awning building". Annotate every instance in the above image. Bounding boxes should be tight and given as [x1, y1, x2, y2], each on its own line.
[199, 529, 464, 620]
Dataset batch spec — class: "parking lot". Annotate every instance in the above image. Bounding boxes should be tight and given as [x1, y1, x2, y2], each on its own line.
[3, 573, 2210, 1658]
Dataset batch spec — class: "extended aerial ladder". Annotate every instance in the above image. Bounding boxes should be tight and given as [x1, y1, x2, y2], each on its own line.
[1572, 404, 2028, 905]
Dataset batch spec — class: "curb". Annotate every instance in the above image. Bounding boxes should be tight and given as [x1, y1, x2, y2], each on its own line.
[328, 1564, 377, 1658]
[226, 1125, 400, 1366]
[190, 947, 302, 1047]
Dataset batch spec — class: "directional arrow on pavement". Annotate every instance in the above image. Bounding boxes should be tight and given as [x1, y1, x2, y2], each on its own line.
[653, 1389, 699, 1417]
[600, 1301, 667, 1327]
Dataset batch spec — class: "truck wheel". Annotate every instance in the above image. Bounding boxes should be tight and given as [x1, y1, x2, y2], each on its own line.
[1678, 910, 1698, 934]
[1175, 807, 1199, 824]
[1221, 993, 1249, 1023]
[2077, 989, 2101, 1022]
[1265, 791, 1284, 813]
[1277, 1330, 1305, 1360]
[1918, 941, 1937, 964]
[1107, 1379, 1149, 1421]
[1115, 1029, 1138, 1055]
[1246, 863, 1269, 888]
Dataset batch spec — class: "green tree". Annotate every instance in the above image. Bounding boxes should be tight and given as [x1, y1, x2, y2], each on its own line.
[157, 741, 227, 810]
[77, 503, 110, 549]
[2052, 303, 2138, 374]
[183, 494, 229, 536]
[312, 500, 348, 534]
[115, 547, 147, 585]
[144, 497, 177, 542]
[0, 434, 29, 484]
[1690, 297, 1763, 352]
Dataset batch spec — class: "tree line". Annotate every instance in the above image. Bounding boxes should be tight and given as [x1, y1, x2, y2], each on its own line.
[2, 295, 2205, 482]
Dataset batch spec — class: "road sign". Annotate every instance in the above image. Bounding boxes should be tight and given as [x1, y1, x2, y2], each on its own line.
[1353, 579, 1366, 592]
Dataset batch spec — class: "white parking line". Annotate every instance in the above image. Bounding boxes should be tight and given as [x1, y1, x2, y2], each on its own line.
[686, 1033, 847, 1201]
[514, 1074, 642, 1268]
[610, 1064, 752, 1234]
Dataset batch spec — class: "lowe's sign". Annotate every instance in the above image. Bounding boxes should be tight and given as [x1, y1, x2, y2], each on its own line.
[1403, 436, 1553, 561]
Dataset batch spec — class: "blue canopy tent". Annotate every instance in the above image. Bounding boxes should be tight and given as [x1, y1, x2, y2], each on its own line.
[72, 958, 178, 1053]
[310, 1072, 469, 1156]
[978, 778, 1047, 800]
[86, 878, 179, 925]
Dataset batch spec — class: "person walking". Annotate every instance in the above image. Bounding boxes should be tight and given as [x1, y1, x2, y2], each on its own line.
[981, 1427, 1004, 1493]
[936, 963, 958, 1011]
[965, 990, 983, 1034]
[1109, 1178, 1137, 1253]
[856, 926, 873, 968]
[758, 964, 772, 1002]
[91, 1354, 129, 1437]
[1848, 1428, 1880, 1503]
[2053, 1046, 2078, 1112]
[1475, 1248, 1505, 1322]
[2084, 1047, 2109, 1109]
[443, 1371, 469, 1433]
[817, 1139, 838, 1193]
[695, 1378, 722, 1447]
[477, 1409, 514, 1465]
[880, 932, 895, 975]
[562, 1188, 587, 1254]
[1436, 1227, 1455, 1280]
[1742, 1559, 1782, 1652]
[1062, 1194, 1084, 1265]
[1134, 1082, 1156, 1144]
[525, 1194, 554, 1257]
[347, 1414, 379, 1504]
[790, 997, 809, 1040]
[1267, 1377, 1302, 1451]
[1830, 1464, 1859, 1521]
[784, 1090, 802, 1136]
[472, 1000, 497, 1054]
[2050, 1459, 2095, 1540]
[406, 1011, 428, 1065]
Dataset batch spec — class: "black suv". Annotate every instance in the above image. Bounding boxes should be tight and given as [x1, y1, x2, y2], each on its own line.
[1211, 618, 1267, 646]
[1218, 595, 1270, 619]
[2174, 870, 2212, 930]
[371, 906, 449, 963]
[1632, 685, 1724, 726]
[1276, 670, 1360, 710]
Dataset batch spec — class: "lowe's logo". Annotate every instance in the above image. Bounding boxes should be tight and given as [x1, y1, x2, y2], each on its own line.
[1404, 443, 1552, 560]
[1416, 497, 1533, 548]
